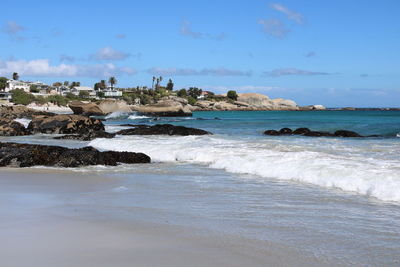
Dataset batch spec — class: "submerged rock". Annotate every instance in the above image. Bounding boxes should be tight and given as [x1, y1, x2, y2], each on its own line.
[0, 118, 30, 136]
[116, 124, 211, 136]
[0, 142, 150, 168]
[264, 127, 366, 138]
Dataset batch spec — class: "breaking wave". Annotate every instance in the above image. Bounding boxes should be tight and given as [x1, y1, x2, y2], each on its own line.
[89, 135, 400, 202]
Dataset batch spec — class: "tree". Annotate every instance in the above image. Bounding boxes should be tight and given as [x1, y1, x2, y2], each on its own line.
[53, 82, 62, 87]
[109, 77, 117, 89]
[177, 88, 187, 97]
[227, 90, 238, 101]
[152, 76, 156, 89]
[188, 87, 202, 99]
[79, 90, 90, 98]
[94, 83, 100, 91]
[0, 77, 8, 90]
[166, 79, 174, 91]
[155, 76, 163, 91]
[29, 85, 39, 93]
[100, 80, 107, 89]
[63, 81, 69, 87]
[12, 72, 19, 80]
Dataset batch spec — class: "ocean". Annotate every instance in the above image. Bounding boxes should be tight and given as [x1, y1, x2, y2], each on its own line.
[1, 110, 400, 265]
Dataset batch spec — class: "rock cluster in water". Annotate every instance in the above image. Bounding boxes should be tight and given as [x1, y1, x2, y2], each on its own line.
[0, 142, 151, 168]
[116, 124, 211, 136]
[263, 128, 378, 137]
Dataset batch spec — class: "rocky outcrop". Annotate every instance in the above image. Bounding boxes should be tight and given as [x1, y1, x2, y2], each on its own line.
[192, 93, 299, 111]
[133, 97, 192, 117]
[0, 142, 150, 168]
[0, 119, 30, 136]
[69, 100, 131, 116]
[54, 131, 116, 141]
[28, 114, 105, 135]
[116, 124, 211, 136]
[0, 105, 54, 120]
[263, 127, 370, 138]
[300, 105, 327, 111]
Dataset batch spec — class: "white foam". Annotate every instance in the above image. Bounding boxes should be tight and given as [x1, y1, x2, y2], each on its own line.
[14, 118, 31, 128]
[128, 114, 150, 120]
[89, 136, 400, 202]
[105, 111, 130, 120]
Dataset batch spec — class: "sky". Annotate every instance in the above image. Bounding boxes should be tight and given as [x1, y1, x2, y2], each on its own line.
[1, 0, 399, 107]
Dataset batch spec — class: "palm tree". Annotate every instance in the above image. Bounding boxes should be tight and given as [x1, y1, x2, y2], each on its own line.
[63, 81, 69, 87]
[109, 77, 117, 89]
[152, 76, 156, 90]
[12, 72, 19, 80]
[100, 80, 106, 89]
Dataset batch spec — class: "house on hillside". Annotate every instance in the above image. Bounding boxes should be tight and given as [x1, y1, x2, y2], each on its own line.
[5, 80, 31, 92]
[103, 86, 122, 97]
[71, 86, 96, 98]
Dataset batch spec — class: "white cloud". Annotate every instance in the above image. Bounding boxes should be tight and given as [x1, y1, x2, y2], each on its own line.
[148, 67, 251, 77]
[263, 68, 332, 77]
[180, 20, 226, 40]
[258, 19, 290, 39]
[269, 3, 304, 24]
[0, 58, 136, 78]
[90, 46, 130, 61]
[2, 21, 25, 41]
[116, 34, 126, 39]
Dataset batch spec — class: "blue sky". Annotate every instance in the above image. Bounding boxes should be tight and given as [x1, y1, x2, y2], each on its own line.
[1, 0, 399, 107]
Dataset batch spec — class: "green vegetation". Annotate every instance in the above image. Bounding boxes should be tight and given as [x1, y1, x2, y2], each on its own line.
[0, 77, 8, 90]
[12, 72, 19, 81]
[166, 79, 174, 91]
[79, 90, 90, 98]
[227, 90, 238, 101]
[29, 85, 39, 93]
[109, 77, 117, 89]
[188, 87, 202, 99]
[10, 89, 36, 105]
[177, 88, 187, 97]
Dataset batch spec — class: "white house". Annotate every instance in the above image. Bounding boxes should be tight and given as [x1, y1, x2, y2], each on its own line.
[103, 89, 122, 97]
[71, 86, 96, 98]
[5, 80, 31, 92]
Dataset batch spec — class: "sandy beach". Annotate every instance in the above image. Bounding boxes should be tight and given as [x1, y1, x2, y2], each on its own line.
[0, 169, 323, 267]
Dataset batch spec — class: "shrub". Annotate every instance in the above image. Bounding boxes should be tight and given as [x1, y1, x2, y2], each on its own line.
[10, 89, 35, 105]
[227, 90, 238, 101]
[187, 96, 197, 105]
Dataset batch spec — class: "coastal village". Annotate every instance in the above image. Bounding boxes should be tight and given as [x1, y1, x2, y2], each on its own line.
[0, 72, 326, 115]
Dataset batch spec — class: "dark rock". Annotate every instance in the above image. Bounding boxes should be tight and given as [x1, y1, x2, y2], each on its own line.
[116, 124, 211, 136]
[279, 128, 293, 135]
[264, 130, 280, 136]
[304, 131, 332, 137]
[28, 114, 105, 135]
[0, 142, 150, 168]
[0, 119, 30, 136]
[334, 130, 362, 138]
[293, 128, 311, 135]
[0, 105, 54, 120]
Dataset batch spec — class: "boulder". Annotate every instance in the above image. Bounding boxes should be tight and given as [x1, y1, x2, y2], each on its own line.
[54, 131, 116, 141]
[264, 127, 364, 138]
[195, 100, 214, 109]
[0, 105, 54, 120]
[69, 100, 131, 116]
[300, 105, 327, 111]
[116, 124, 211, 136]
[28, 114, 105, 135]
[0, 118, 30, 136]
[0, 142, 150, 168]
[237, 93, 273, 109]
[213, 102, 238, 110]
[133, 99, 192, 117]
[271, 98, 299, 111]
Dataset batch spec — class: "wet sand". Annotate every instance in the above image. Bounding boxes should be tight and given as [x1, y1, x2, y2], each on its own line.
[0, 169, 323, 267]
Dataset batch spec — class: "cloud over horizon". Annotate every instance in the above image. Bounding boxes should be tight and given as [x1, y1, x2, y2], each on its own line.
[148, 67, 251, 77]
[263, 68, 332, 77]
[0, 58, 136, 78]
